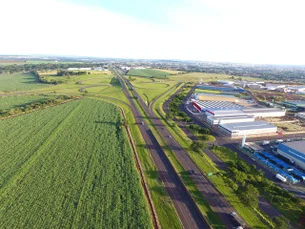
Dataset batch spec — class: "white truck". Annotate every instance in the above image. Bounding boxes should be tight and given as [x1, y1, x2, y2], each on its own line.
[275, 173, 287, 182]
[262, 140, 270, 146]
[276, 139, 284, 144]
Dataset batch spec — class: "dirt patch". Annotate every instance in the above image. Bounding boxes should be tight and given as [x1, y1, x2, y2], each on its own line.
[252, 91, 305, 102]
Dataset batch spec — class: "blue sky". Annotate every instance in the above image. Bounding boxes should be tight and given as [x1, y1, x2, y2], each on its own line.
[1, 0, 305, 65]
[66, 0, 185, 23]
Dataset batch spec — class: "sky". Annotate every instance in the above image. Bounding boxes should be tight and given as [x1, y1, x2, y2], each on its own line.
[1, 0, 305, 65]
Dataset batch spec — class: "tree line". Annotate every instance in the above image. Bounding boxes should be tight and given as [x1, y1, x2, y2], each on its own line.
[0, 63, 106, 75]
[0, 95, 77, 117]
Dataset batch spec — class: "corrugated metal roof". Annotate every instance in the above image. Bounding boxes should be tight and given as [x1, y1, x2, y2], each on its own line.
[220, 121, 277, 131]
[282, 141, 305, 154]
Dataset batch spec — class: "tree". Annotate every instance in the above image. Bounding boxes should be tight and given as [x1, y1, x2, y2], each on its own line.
[165, 112, 173, 121]
[238, 184, 259, 207]
[191, 141, 206, 153]
[273, 216, 289, 229]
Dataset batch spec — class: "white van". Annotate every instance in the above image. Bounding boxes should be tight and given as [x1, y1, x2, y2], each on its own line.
[276, 139, 284, 144]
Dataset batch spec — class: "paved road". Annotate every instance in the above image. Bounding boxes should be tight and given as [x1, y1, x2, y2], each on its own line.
[114, 69, 211, 229]
[123, 75, 245, 228]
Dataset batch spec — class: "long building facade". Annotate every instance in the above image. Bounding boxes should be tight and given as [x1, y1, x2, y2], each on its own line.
[218, 121, 278, 137]
[277, 141, 305, 171]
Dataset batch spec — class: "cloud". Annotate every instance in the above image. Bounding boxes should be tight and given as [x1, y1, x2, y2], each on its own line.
[0, 0, 171, 58]
[1, 0, 305, 64]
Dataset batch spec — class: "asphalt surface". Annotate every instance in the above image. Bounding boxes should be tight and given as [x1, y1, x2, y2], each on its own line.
[122, 77, 245, 228]
[113, 69, 211, 229]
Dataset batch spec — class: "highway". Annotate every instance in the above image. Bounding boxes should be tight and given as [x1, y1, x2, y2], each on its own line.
[120, 73, 246, 228]
[113, 69, 211, 229]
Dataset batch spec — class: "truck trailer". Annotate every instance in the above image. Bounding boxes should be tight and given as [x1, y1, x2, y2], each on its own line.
[275, 173, 287, 182]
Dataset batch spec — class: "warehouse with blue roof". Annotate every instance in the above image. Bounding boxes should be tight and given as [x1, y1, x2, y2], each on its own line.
[277, 141, 305, 171]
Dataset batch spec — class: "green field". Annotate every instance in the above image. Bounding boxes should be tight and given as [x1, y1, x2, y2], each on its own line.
[170, 72, 261, 82]
[128, 69, 170, 78]
[0, 94, 56, 110]
[35, 71, 129, 104]
[0, 99, 152, 228]
[0, 72, 49, 92]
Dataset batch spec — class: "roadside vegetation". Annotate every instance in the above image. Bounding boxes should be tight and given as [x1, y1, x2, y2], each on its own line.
[212, 145, 305, 226]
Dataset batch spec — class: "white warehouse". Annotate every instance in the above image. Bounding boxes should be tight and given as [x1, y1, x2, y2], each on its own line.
[219, 121, 278, 137]
[243, 108, 286, 118]
[207, 115, 255, 125]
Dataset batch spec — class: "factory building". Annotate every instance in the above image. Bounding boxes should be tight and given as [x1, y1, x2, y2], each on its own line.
[197, 85, 245, 93]
[218, 121, 277, 137]
[277, 141, 305, 171]
[192, 100, 244, 112]
[282, 100, 305, 111]
[194, 93, 239, 102]
[205, 109, 246, 117]
[296, 112, 305, 120]
[207, 115, 255, 125]
[243, 108, 286, 118]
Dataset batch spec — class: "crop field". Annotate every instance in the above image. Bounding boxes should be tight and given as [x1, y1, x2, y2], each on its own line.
[0, 99, 152, 228]
[170, 72, 261, 82]
[0, 72, 49, 92]
[0, 94, 56, 110]
[151, 69, 183, 74]
[128, 69, 170, 78]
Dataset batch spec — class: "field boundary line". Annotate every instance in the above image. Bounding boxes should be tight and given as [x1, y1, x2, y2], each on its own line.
[119, 107, 161, 229]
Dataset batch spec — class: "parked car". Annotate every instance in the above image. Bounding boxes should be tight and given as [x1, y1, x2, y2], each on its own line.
[276, 139, 284, 144]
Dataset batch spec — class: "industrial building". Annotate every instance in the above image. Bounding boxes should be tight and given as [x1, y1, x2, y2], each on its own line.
[192, 100, 244, 112]
[194, 93, 239, 102]
[282, 100, 305, 111]
[207, 115, 255, 125]
[218, 121, 277, 137]
[296, 112, 305, 120]
[243, 107, 286, 118]
[277, 141, 305, 171]
[192, 99, 285, 118]
[205, 109, 246, 117]
[197, 85, 245, 93]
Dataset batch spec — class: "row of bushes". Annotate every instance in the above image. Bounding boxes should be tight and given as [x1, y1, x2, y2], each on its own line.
[211, 145, 299, 228]
[168, 91, 192, 122]
[0, 95, 77, 117]
[33, 71, 65, 85]
[57, 70, 89, 76]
